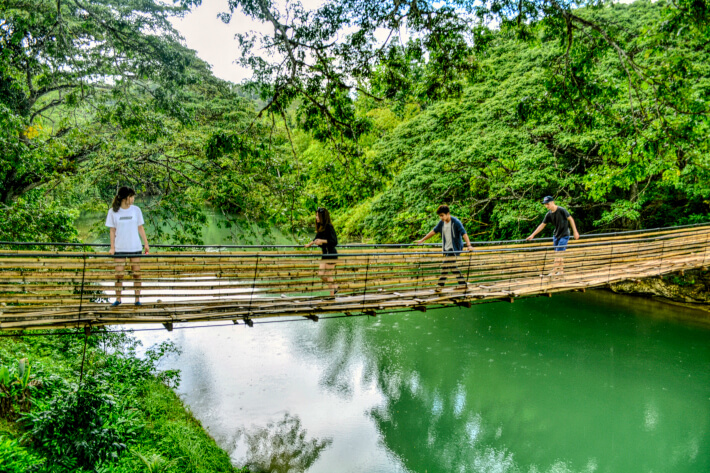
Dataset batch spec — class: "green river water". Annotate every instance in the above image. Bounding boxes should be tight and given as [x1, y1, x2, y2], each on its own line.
[80, 209, 710, 471]
[132, 290, 710, 473]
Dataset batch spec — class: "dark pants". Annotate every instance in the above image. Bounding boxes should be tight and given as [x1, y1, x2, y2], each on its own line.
[438, 252, 467, 286]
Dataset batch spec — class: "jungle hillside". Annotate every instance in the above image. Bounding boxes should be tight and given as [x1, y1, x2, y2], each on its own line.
[1, 0, 709, 244]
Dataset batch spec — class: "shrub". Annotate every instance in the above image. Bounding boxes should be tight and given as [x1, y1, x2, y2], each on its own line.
[22, 376, 138, 471]
[0, 435, 44, 472]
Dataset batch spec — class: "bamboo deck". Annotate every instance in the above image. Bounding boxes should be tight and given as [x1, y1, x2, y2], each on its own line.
[1, 224, 708, 330]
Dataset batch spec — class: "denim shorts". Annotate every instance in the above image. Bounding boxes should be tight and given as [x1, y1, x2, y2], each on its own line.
[553, 236, 570, 252]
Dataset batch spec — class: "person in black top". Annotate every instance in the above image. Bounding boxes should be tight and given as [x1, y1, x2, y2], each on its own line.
[526, 196, 580, 277]
[305, 207, 339, 295]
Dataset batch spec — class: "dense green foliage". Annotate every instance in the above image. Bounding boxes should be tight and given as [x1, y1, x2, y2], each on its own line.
[0, 332, 246, 472]
[1, 0, 708, 245]
[332, 0, 710, 240]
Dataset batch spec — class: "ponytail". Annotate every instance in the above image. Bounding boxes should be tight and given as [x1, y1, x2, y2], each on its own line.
[111, 187, 136, 212]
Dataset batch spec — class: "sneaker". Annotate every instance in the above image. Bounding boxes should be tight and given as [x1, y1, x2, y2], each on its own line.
[111, 300, 122, 307]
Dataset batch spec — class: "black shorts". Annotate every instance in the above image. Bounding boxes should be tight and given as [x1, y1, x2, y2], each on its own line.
[321, 254, 338, 261]
[114, 251, 142, 257]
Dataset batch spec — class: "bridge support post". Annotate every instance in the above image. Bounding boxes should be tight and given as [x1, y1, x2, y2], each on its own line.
[455, 300, 472, 308]
[243, 318, 254, 327]
[304, 314, 319, 322]
[163, 322, 173, 332]
[363, 309, 377, 317]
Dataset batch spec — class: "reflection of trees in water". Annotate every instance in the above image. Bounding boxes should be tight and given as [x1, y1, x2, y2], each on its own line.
[299, 319, 384, 398]
[234, 413, 332, 473]
[300, 310, 709, 472]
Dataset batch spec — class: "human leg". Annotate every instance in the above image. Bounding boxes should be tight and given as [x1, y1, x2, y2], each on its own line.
[319, 261, 338, 295]
[113, 258, 125, 305]
[551, 236, 570, 275]
[439, 253, 467, 288]
[130, 257, 141, 304]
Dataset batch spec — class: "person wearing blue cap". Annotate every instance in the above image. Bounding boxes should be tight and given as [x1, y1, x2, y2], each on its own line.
[526, 196, 579, 276]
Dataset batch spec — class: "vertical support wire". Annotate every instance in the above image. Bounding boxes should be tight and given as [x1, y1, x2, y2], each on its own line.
[414, 260, 422, 299]
[539, 248, 549, 292]
[247, 253, 260, 317]
[658, 239, 666, 277]
[465, 248, 473, 296]
[362, 255, 370, 313]
[507, 248, 514, 295]
[77, 249, 87, 329]
[79, 326, 89, 386]
[607, 243, 615, 284]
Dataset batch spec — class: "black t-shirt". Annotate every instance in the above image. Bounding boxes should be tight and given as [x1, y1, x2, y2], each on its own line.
[542, 206, 571, 239]
[315, 223, 338, 256]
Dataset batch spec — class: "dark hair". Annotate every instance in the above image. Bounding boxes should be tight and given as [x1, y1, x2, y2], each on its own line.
[111, 187, 136, 212]
[436, 205, 450, 215]
[316, 207, 332, 233]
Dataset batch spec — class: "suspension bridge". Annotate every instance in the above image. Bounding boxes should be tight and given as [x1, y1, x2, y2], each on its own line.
[0, 224, 708, 331]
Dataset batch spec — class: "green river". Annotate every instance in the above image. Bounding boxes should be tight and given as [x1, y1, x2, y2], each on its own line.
[132, 291, 710, 473]
[80, 209, 710, 472]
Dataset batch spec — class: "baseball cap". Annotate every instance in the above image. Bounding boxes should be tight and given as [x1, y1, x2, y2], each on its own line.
[542, 196, 554, 204]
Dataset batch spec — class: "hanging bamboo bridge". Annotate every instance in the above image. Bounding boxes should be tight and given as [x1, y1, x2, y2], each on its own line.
[0, 224, 708, 331]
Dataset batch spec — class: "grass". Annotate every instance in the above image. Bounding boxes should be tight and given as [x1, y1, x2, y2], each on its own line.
[0, 332, 249, 473]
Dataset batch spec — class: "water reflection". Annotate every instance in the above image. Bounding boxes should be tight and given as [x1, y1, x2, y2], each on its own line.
[297, 292, 710, 472]
[229, 413, 332, 473]
[135, 290, 710, 472]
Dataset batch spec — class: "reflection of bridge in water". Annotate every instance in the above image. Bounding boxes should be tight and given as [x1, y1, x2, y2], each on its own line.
[1, 224, 708, 331]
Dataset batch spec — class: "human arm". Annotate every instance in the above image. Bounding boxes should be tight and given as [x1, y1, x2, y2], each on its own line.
[568, 216, 580, 240]
[526, 223, 546, 241]
[416, 230, 436, 244]
[138, 225, 150, 253]
[305, 235, 326, 248]
[463, 233, 473, 251]
[109, 227, 116, 255]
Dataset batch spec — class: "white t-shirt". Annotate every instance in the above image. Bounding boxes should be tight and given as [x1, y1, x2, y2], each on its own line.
[443, 221, 454, 251]
[105, 205, 145, 252]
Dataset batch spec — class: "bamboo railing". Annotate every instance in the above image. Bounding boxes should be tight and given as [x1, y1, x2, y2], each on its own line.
[0, 224, 708, 330]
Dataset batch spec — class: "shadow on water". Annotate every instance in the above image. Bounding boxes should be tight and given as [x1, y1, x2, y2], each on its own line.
[224, 413, 332, 473]
[296, 290, 710, 473]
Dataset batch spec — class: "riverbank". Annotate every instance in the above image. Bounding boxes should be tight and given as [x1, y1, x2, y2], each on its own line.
[0, 330, 247, 473]
[608, 269, 710, 321]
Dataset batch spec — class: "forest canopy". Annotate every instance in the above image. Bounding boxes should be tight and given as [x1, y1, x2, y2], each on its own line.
[0, 0, 708, 243]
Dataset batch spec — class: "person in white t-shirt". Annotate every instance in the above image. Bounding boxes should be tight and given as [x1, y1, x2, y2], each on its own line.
[105, 187, 150, 307]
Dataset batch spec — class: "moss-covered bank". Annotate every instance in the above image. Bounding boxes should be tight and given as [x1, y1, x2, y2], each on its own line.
[608, 269, 710, 321]
[0, 331, 247, 473]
